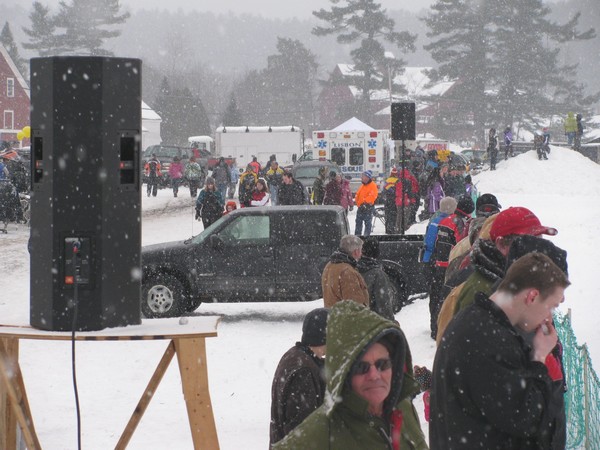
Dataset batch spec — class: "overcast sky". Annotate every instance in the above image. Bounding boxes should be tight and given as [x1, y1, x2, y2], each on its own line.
[4, 0, 435, 18]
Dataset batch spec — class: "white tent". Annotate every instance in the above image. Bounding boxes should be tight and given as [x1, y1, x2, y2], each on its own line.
[332, 117, 375, 131]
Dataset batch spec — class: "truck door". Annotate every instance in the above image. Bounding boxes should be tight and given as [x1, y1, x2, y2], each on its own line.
[205, 214, 276, 300]
[272, 211, 339, 299]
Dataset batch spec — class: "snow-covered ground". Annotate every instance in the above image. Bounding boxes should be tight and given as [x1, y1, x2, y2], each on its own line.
[1, 146, 599, 449]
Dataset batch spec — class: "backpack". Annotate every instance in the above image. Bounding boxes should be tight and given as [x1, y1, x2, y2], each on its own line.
[147, 160, 159, 177]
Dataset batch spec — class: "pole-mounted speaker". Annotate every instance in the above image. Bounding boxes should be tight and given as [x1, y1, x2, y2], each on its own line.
[29, 56, 142, 331]
[391, 102, 416, 141]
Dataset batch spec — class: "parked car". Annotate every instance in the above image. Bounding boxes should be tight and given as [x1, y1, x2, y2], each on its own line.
[291, 159, 340, 195]
[460, 148, 487, 167]
[141, 205, 428, 318]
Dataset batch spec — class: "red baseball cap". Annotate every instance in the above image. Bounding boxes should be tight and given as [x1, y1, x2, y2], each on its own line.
[489, 207, 558, 241]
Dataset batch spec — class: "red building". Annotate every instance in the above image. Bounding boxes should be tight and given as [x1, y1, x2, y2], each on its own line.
[0, 43, 30, 147]
[317, 64, 464, 137]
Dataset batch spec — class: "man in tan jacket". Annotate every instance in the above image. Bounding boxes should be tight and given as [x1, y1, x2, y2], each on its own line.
[321, 235, 369, 308]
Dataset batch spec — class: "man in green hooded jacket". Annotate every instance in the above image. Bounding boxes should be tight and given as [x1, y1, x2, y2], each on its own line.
[272, 300, 428, 450]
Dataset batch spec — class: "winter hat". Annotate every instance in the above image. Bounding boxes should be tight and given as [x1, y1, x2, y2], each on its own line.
[205, 176, 215, 185]
[362, 236, 380, 259]
[506, 235, 568, 276]
[439, 197, 458, 215]
[476, 193, 501, 217]
[301, 308, 329, 347]
[490, 207, 558, 241]
[456, 195, 475, 216]
[362, 170, 373, 180]
[329, 170, 337, 179]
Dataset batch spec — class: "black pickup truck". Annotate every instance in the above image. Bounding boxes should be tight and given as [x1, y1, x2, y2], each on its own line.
[141, 206, 427, 318]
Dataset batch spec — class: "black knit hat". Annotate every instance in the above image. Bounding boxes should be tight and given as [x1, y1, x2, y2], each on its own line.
[456, 195, 475, 216]
[476, 193, 501, 217]
[301, 308, 329, 346]
[362, 236, 380, 258]
[506, 235, 568, 276]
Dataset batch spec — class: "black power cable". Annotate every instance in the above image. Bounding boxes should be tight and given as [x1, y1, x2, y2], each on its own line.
[71, 240, 82, 450]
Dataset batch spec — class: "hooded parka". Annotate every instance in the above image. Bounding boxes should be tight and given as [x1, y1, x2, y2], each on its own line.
[273, 301, 428, 450]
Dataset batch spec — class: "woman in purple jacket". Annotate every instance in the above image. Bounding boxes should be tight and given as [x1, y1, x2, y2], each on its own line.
[425, 166, 446, 218]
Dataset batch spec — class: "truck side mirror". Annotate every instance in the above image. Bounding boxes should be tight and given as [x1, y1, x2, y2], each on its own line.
[209, 234, 224, 250]
[292, 153, 297, 163]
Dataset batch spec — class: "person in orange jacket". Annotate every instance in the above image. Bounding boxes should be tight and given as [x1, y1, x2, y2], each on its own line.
[354, 170, 379, 236]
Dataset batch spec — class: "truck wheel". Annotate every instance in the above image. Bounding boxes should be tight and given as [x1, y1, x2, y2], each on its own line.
[142, 273, 189, 318]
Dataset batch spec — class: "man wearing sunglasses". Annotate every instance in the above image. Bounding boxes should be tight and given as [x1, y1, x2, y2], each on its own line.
[273, 300, 428, 450]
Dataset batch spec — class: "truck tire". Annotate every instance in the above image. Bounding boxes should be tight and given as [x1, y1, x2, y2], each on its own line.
[142, 272, 190, 318]
[381, 260, 408, 313]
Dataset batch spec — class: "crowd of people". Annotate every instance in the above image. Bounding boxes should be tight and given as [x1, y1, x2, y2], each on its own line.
[144, 150, 571, 450]
[0, 151, 29, 227]
[268, 193, 569, 448]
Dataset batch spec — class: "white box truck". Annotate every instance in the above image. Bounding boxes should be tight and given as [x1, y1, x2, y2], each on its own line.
[214, 125, 303, 168]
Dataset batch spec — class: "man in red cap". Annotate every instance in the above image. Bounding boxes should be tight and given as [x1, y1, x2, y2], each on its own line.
[450, 206, 557, 319]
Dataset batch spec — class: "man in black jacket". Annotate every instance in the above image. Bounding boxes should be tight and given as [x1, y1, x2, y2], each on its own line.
[278, 172, 306, 205]
[430, 252, 570, 450]
[269, 308, 328, 445]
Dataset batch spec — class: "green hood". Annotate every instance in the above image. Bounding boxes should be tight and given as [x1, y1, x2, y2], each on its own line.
[323, 301, 412, 418]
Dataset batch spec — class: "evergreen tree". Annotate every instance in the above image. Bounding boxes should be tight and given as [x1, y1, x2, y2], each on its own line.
[264, 37, 319, 130]
[423, 0, 596, 144]
[154, 78, 212, 144]
[221, 94, 243, 127]
[22, 2, 58, 56]
[492, 2, 596, 126]
[154, 77, 177, 143]
[23, 0, 129, 56]
[313, 0, 416, 123]
[1, 22, 27, 76]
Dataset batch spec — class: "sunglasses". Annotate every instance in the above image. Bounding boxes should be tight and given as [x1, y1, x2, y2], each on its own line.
[351, 358, 392, 376]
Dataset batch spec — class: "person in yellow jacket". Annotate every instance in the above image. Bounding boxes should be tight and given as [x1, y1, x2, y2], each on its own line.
[564, 111, 577, 146]
[354, 170, 379, 236]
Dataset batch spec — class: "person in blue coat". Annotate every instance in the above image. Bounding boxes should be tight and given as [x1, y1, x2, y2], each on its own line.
[422, 197, 457, 263]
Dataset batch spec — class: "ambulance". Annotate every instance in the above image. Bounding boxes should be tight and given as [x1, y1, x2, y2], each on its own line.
[312, 119, 392, 192]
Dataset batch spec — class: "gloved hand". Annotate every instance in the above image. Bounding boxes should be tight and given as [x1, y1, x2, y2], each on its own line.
[414, 365, 433, 392]
[349, 205, 354, 212]
[195, 208, 201, 220]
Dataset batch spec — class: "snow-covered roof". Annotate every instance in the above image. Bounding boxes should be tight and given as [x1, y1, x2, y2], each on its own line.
[332, 117, 374, 131]
[0, 43, 29, 97]
[338, 64, 455, 102]
[142, 101, 161, 121]
[215, 125, 301, 133]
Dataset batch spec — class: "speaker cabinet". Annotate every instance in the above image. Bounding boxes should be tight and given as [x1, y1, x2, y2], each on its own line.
[391, 102, 416, 141]
[29, 56, 142, 331]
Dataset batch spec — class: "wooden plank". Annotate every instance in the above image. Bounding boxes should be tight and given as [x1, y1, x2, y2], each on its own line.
[0, 339, 41, 450]
[175, 338, 220, 450]
[115, 341, 176, 450]
[0, 337, 18, 450]
[0, 316, 220, 341]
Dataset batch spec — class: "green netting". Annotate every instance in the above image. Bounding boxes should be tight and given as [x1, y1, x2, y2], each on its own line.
[555, 311, 600, 450]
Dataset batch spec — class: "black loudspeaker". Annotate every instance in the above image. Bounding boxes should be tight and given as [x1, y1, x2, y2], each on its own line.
[391, 102, 416, 141]
[29, 56, 142, 331]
